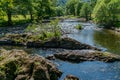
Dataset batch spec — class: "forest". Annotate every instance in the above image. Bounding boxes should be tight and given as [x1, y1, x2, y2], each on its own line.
[0, 0, 120, 80]
[0, 0, 120, 28]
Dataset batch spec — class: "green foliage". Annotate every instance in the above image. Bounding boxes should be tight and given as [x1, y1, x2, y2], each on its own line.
[66, 0, 78, 15]
[35, 0, 56, 19]
[75, 1, 83, 16]
[75, 24, 82, 30]
[50, 19, 61, 38]
[55, 6, 64, 16]
[25, 23, 37, 32]
[80, 2, 91, 21]
[93, 0, 120, 28]
[25, 19, 62, 41]
[0, 0, 57, 25]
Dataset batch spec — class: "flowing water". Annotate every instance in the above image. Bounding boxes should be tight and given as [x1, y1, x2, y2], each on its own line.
[0, 19, 120, 80]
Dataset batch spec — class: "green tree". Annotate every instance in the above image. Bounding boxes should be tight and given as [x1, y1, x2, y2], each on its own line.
[14, 0, 36, 21]
[93, 0, 120, 28]
[66, 0, 78, 15]
[80, 2, 91, 21]
[75, 1, 82, 16]
[35, 0, 55, 20]
[1, 0, 14, 25]
[55, 6, 64, 16]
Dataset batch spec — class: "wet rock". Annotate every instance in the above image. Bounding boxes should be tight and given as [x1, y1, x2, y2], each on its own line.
[0, 34, 100, 50]
[0, 49, 62, 80]
[46, 55, 56, 60]
[64, 75, 79, 80]
[53, 50, 120, 63]
[58, 38, 100, 50]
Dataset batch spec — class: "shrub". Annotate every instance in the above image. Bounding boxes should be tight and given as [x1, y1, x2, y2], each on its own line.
[25, 19, 62, 41]
[75, 24, 82, 30]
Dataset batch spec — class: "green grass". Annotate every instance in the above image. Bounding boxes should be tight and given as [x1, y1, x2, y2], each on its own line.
[0, 15, 30, 27]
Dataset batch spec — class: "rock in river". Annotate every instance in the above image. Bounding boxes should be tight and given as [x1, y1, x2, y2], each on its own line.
[0, 49, 62, 80]
[52, 50, 120, 63]
[64, 75, 79, 80]
[0, 33, 100, 50]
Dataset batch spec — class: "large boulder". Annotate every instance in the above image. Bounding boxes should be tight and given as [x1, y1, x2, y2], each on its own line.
[52, 50, 120, 63]
[0, 49, 62, 80]
[0, 34, 100, 50]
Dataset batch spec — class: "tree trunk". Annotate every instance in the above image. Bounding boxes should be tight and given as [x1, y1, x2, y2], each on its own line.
[7, 11, 12, 25]
[85, 12, 88, 21]
[30, 11, 33, 21]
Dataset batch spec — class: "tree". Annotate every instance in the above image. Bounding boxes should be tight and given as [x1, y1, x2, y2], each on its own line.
[1, 0, 14, 25]
[75, 1, 83, 16]
[93, 0, 120, 28]
[13, 0, 36, 21]
[80, 2, 91, 21]
[35, 0, 55, 19]
[1, 0, 34, 24]
[55, 6, 64, 16]
[66, 0, 78, 15]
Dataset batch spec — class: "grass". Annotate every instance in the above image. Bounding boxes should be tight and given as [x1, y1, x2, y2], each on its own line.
[0, 15, 30, 27]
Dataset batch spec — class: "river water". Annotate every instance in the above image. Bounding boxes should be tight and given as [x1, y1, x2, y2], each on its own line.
[0, 20, 120, 80]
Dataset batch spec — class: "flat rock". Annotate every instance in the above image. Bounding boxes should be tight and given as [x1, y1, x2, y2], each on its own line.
[53, 50, 120, 63]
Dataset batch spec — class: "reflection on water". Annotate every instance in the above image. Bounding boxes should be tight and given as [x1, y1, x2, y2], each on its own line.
[66, 22, 120, 55]
[94, 30, 120, 54]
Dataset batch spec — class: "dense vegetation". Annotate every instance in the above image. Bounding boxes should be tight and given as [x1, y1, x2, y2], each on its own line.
[93, 0, 120, 28]
[0, 0, 120, 28]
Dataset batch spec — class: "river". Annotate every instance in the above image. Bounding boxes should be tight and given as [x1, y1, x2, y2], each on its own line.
[0, 19, 120, 80]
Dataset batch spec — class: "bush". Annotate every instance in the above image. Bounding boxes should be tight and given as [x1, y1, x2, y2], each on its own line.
[75, 24, 82, 30]
[25, 19, 62, 41]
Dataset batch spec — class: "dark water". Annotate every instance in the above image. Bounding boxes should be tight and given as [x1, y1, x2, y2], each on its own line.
[1, 20, 120, 80]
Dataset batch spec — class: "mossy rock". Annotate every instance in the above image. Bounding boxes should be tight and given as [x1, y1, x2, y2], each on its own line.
[0, 49, 62, 80]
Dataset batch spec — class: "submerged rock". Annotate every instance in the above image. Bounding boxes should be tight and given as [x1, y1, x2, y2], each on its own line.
[0, 49, 62, 80]
[52, 50, 120, 63]
[64, 75, 79, 80]
[0, 34, 100, 50]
